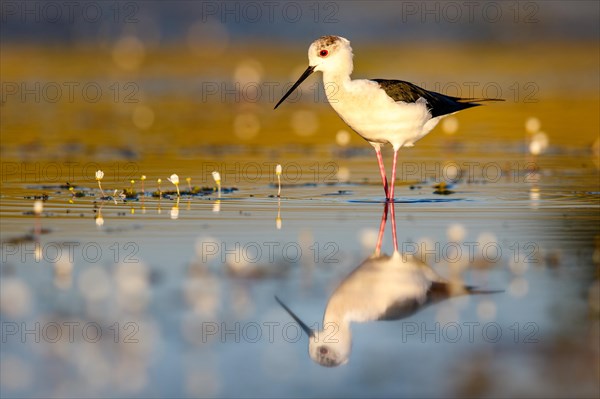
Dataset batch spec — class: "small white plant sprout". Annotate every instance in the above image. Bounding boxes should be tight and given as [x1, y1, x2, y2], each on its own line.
[95, 208, 104, 227]
[140, 175, 146, 194]
[276, 198, 282, 230]
[95, 170, 105, 197]
[33, 200, 43, 216]
[33, 200, 43, 236]
[276, 164, 282, 197]
[157, 178, 162, 198]
[171, 197, 180, 220]
[212, 171, 221, 198]
[168, 174, 180, 197]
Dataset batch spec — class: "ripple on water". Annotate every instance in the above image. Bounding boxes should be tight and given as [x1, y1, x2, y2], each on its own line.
[348, 198, 470, 204]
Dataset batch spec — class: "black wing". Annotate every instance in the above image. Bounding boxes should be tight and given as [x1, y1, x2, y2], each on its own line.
[372, 79, 502, 118]
[377, 298, 421, 321]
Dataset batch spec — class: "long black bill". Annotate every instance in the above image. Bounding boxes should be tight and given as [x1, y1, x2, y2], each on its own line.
[274, 295, 315, 337]
[274, 65, 316, 110]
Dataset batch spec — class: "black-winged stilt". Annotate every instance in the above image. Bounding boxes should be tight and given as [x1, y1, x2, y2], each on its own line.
[275, 35, 503, 201]
[275, 202, 503, 367]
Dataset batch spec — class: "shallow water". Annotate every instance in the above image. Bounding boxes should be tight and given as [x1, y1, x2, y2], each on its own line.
[1, 140, 599, 398]
[1, 38, 599, 398]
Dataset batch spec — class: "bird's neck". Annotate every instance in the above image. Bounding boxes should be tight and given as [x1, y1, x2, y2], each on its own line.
[321, 71, 351, 104]
[318, 314, 352, 349]
[323, 307, 351, 336]
[322, 70, 351, 88]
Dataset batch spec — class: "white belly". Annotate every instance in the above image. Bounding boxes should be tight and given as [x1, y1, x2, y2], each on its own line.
[325, 78, 441, 150]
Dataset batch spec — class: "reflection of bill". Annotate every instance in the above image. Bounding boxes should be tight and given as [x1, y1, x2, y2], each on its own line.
[196, 241, 339, 264]
[276, 202, 502, 367]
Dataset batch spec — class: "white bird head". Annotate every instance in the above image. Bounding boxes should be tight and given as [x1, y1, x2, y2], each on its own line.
[308, 330, 350, 368]
[275, 296, 351, 367]
[307, 35, 353, 75]
[274, 35, 353, 109]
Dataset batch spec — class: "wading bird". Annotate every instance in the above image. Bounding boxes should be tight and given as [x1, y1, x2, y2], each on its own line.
[275, 202, 502, 367]
[274, 35, 503, 201]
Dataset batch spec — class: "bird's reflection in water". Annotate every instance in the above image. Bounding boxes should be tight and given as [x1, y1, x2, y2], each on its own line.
[276, 202, 501, 367]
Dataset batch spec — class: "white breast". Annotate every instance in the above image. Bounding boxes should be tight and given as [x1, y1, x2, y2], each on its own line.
[324, 252, 432, 324]
[324, 78, 441, 150]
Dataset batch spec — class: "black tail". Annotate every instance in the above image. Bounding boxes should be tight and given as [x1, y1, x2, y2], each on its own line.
[436, 97, 504, 117]
[459, 98, 506, 104]
[465, 286, 505, 295]
[427, 282, 504, 304]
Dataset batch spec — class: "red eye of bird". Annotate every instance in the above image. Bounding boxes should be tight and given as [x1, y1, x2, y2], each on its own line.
[319, 347, 328, 355]
[319, 50, 328, 57]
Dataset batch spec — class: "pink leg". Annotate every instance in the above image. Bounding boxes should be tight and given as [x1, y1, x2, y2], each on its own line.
[388, 149, 399, 201]
[375, 202, 389, 256]
[374, 147, 388, 199]
[389, 202, 398, 252]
